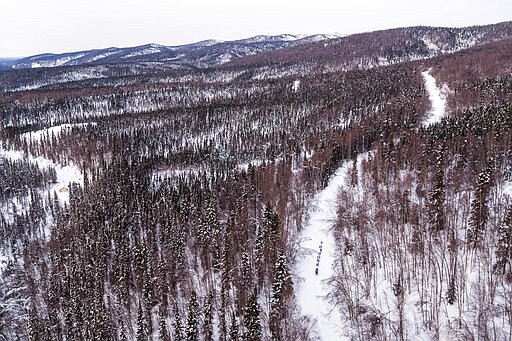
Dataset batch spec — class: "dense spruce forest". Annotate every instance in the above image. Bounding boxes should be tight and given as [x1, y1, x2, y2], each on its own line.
[0, 22, 511, 340]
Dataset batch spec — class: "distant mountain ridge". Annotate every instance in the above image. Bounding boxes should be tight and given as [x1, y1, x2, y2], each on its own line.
[226, 21, 512, 70]
[0, 58, 18, 71]
[3, 34, 343, 70]
[3, 22, 512, 74]
[1, 22, 511, 92]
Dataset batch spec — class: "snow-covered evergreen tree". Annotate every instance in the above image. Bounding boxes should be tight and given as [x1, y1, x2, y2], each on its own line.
[269, 252, 290, 340]
[228, 313, 239, 341]
[428, 143, 445, 233]
[203, 291, 214, 341]
[172, 305, 184, 341]
[185, 291, 199, 341]
[243, 291, 261, 341]
[136, 302, 148, 341]
[495, 205, 512, 275]
[468, 160, 494, 248]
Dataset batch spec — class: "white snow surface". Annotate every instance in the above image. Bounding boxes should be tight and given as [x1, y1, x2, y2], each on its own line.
[292, 80, 301, 93]
[295, 160, 352, 341]
[29, 53, 88, 68]
[421, 37, 440, 52]
[31, 155, 83, 203]
[122, 47, 163, 58]
[20, 123, 95, 143]
[84, 50, 118, 63]
[217, 53, 233, 64]
[0, 149, 24, 161]
[422, 69, 449, 126]
[1, 129, 84, 208]
[504, 181, 512, 198]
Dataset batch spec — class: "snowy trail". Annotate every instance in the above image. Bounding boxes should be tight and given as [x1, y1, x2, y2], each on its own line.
[422, 68, 448, 126]
[295, 160, 352, 340]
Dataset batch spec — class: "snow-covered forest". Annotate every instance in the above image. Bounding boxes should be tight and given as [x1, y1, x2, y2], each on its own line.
[0, 22, 512, 340]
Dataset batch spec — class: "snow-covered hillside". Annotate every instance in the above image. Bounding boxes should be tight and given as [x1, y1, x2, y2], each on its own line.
[6, 33, 339, 71]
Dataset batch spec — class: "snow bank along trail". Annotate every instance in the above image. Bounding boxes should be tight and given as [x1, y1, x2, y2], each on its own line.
[422, 68, 448, 126]
[295, 160, 352, 340]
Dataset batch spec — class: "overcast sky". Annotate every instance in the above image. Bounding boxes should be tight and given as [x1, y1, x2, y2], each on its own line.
[1, 0, 511, 57]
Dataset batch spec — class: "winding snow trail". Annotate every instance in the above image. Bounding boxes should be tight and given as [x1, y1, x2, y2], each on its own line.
[295, 160, 352, 340]
[422, 68, 448, 126]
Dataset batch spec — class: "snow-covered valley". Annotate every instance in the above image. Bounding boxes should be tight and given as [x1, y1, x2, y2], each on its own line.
[291, 67, 512, 340]
[295, 161, 352, 340]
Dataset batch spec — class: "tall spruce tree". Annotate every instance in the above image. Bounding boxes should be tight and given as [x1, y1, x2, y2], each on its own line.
[186, 291, 199, 341]
[269, 252, 290, 340]
[494, 205, 512, 274]
[243, 290, 262, 341]
[428, 143, 445, 233]
[468, 160, 494, 248]
[136, 302, 148, 341]
[172, 305, 184, 341]
[203, 291, 214, 341]
[228, 313, 239, 341]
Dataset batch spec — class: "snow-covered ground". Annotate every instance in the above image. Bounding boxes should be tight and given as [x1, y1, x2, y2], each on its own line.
[15, 123, 88, 202]
[122, 46, 164, 59]
[421, 37, 440, 52]
[0, 124, 86, 222]
[26, 53, 88, 68]
[422, 69, 449, 126]
[292, 80, 301, 93]
[32, 155, 82, 203]
[20, 122, 95, 143]
[295, 160, 353, 340]
[504, 181, 512, 198]
[0, 148, 82, 212]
